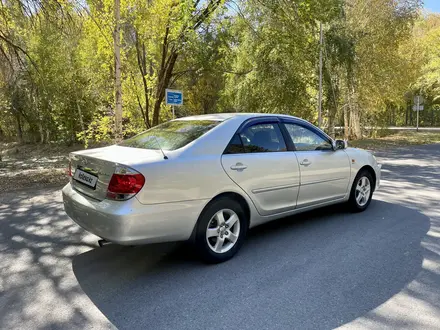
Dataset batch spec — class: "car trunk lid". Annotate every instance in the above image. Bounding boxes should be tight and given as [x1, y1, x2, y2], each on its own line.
[70, 145, 163, 201]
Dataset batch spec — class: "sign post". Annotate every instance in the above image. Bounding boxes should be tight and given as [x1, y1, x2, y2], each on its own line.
[165, 89, 183, 119]
[413, 95, 424, 132]
[417, 96, 419, 132]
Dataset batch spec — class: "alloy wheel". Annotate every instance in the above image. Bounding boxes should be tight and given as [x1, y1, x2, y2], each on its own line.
[355, 176, 371, 207]
[206, 209, 241, 253]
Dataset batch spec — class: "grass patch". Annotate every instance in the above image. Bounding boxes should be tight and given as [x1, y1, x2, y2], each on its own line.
[349, 131, 440, 151]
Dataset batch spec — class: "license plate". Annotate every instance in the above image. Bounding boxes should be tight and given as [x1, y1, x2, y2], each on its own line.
[74, 169, 98, 188]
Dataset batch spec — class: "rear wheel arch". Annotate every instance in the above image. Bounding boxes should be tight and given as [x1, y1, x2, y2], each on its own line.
[189, 191, 251, 242]
[212, 192, 251, 225]
[191, 192, 250, 263]
[202, 192, 251, 228]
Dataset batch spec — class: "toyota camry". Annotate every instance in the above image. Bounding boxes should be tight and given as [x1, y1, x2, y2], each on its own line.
[63, 113, 381, 263]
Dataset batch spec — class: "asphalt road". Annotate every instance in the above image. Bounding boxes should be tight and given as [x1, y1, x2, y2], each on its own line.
[1, 145, 440, 329]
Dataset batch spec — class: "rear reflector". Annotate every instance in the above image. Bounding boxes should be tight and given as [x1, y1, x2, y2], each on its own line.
[107, 168, 145, 201]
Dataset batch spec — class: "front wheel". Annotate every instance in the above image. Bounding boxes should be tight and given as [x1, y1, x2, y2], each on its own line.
[349, 170, 374, 212]
[194, 198, 247, 263]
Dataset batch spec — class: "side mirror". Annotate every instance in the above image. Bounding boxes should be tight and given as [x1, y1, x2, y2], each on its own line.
[333, 139, 348, 150]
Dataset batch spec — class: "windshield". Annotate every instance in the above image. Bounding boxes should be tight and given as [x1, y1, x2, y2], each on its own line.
[119, 120, 220, 151]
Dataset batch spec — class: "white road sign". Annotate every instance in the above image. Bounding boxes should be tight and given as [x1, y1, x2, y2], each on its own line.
[414, 95, 424, 105]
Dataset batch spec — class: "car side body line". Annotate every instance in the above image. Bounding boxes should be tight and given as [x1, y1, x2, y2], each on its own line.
[300, 177, 349, 186]
[252, 183, 300, 194]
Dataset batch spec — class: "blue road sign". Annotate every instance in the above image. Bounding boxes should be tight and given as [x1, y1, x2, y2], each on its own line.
[166, 89, 183, 106]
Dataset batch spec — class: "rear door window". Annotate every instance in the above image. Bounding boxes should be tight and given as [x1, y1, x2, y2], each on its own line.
[119, 120, 219, 151]
[224, 134, 245, 154]
[239, 123, 287, 153]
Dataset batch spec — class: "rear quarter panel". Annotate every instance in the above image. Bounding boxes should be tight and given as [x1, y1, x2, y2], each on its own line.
[134, 155, 242, 204]
[134, 116, 256, 206]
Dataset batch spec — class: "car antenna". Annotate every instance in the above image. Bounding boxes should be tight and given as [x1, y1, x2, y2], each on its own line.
[152, 135, 168, 160]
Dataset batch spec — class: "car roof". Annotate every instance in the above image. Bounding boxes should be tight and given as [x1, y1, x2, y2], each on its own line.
[176, 113, 302, 122]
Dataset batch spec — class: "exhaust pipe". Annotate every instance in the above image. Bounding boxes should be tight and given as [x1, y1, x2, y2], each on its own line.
[98, 239, 111, 247]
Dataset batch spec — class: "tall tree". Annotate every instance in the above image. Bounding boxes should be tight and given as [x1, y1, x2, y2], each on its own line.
[342, 0, 421, 138]
[114, 0, 122, 141]
[127, 0, 225, 127]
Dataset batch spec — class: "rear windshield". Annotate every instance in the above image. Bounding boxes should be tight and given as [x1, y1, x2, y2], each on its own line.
[119, 120, 220, 151]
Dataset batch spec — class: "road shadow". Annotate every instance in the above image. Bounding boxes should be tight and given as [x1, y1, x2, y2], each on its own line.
[0, 188, 105, 329]
[72, 200, 429, 330]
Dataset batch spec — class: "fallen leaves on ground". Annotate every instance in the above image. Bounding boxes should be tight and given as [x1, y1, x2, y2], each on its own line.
[0, 143, 81, 192]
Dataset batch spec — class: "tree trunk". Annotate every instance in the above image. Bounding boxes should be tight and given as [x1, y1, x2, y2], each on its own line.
[76, 99, 87, 147]
[153, 52, 178, 126]
[328, 113, 335, 138]
[389, 105, 392, 126]
[349, 105, 362, 139]
[203, 100, 209, 115]
[343, 105, 349, 140]
[135, 33, 150, 128]
[405, 102, 409, 126]
[327, 90, 338, 138]
[15, 113, 23, 143]
[32, 92, 44, 143]
[114, 0, 123, 141]
[347, 83, 361, 139]
[39, 122, 44, 144]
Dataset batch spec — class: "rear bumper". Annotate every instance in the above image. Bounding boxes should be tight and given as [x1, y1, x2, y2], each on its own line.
[62, 183, 208, 245]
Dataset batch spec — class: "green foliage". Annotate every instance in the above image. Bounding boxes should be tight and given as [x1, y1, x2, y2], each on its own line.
[78, 112, 113, 148]
[0, 0, 438, 145]
[220, 0, 345, 120]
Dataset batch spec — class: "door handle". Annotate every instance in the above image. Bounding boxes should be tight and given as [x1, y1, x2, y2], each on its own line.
[300, 159, 311, 166]
[230, 163, 247, 171]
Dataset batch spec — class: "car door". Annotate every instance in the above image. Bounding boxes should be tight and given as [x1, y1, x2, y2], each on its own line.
[221, 118, 300, 216]
[282, 121, 351, 208]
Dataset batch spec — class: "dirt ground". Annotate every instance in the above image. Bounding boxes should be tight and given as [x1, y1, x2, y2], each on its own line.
[0, 142, 82, 192]
[349, 130, 440, 150]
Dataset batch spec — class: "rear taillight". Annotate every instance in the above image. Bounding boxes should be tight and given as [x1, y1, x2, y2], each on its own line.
[106, 166, 145, 201]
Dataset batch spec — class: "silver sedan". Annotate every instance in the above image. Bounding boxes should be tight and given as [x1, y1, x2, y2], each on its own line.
[62, 113, 381, 263]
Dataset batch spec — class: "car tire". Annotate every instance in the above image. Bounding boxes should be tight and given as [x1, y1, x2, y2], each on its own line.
[349, 169, 374, 212]
[194, 197, 248, 263]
